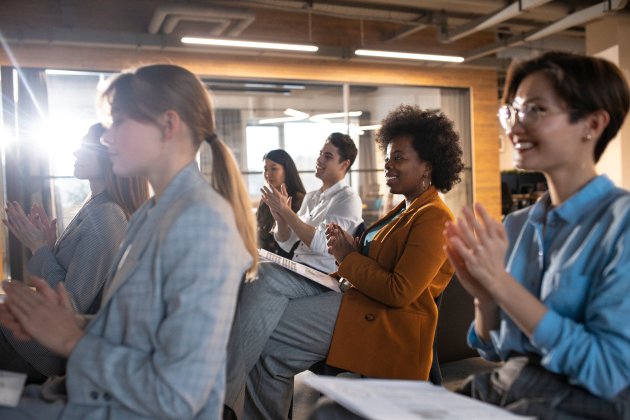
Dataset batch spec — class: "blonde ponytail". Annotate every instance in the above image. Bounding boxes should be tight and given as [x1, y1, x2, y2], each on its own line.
[209, 138, 258, 277]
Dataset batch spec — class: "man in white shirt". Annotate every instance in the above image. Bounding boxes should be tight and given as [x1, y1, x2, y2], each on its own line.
[225, 133, 363, 419]
[262, 132, 363, 273]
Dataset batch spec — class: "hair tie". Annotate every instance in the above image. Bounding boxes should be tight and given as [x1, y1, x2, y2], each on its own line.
[205, 133, 217, 143]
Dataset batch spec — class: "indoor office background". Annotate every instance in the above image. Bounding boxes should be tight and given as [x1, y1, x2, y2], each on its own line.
[3, 69, 473, 241]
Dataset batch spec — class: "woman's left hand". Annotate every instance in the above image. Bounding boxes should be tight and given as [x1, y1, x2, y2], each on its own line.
[0, 277, 84, 358]
[446, 203, 510, 294]
[326, 222, 359, 263]
[2, 201, 48, 254]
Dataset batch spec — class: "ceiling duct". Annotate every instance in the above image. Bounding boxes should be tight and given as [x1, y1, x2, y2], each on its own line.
[438, 0, 553, 43]
[148, 3, 256, 37]
[464, 0, 630, 61]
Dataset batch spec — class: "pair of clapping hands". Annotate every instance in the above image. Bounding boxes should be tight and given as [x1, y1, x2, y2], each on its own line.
[2, 201, 57, 254]
[444, 203, 509, 305]
[0, 277, 84, 358]
[325, 222, 359, 264]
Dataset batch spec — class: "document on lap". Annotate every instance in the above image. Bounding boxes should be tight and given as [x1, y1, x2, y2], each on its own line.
[0, 370, 26, 407]
[304, 376, 535, 420]
[258, 249, 341, 292]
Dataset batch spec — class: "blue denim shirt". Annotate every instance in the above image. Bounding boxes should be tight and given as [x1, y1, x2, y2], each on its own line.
[468, 175, 630, 399]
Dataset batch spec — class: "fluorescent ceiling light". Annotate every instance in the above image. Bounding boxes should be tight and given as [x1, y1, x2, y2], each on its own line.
[259, 116, 307, 124]
[355, 49, 464, 63]
[284, 109, 309, 118]
[182, 37, 318, 52]
[311, 111, 363, 119]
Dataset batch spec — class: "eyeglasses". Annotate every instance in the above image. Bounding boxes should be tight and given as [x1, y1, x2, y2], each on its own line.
[498, 103, 575, 131]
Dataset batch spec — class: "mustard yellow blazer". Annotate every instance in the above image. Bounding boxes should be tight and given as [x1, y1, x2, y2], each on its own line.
[327, 187, 454, 380]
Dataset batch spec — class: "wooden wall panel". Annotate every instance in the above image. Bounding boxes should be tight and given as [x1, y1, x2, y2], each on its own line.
[0, 44, 500, 218]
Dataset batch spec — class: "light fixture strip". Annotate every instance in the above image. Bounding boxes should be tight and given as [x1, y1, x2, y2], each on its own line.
[355, 49, 464, 63]
[312, 111, 363, 119]
[182, 37, 318, 52]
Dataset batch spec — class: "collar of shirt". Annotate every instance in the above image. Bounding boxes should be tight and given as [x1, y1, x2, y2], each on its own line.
[528, 175, 616, 228]
[315, 179, 348, 202]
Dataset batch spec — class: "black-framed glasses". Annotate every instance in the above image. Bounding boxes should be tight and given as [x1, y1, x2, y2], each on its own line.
[498, 103, 576, 131]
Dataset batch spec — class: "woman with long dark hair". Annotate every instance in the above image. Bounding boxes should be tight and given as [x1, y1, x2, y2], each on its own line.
[257, 149, 305, 258]
[0, 123, 149, 383]
[0, 64, 257, 419]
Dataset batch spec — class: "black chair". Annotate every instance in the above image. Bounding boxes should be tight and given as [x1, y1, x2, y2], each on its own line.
[354, 222, 368, 241]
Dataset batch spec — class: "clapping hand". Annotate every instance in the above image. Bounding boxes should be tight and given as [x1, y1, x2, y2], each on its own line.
[2, 201, 48, 254]
[443, 203, 508, 303]
[261, 184, 292, 224]
[326, 222, 359, 263]
[0, 276, 84, 357]
[29, 203, 58, 250]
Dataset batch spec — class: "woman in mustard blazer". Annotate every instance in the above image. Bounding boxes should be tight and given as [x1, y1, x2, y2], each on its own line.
[224, 105, 465, 420]
[326, 105, 463, 379]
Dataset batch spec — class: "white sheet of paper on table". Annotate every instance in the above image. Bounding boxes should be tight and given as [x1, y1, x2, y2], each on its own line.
[0, 370, 27, 407]
[303, 376, 535, 420]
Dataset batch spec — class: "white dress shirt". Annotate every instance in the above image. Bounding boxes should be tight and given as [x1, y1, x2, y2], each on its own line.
[275, 179, 363, 273]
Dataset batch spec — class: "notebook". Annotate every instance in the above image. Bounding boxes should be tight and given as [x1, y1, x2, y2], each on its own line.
[258, 249, 341, 292]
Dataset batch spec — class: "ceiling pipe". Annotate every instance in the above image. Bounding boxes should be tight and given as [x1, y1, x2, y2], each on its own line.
[382, 13, 435, 43]
[439, 0, 554, 43]
[148, 3, 256, 37]
[463, 0, 630, 62]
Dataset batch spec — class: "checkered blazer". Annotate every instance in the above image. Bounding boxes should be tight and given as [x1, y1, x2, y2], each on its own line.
[1, 191, 128, 377]
[56, 163, 250, 420]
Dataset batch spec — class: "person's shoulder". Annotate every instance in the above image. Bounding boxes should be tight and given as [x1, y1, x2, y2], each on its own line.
[410, 194, 453, 224]
[162, 182, 243, 242]
[85, 200, 128, 225]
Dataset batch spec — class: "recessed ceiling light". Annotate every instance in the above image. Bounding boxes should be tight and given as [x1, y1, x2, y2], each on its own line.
[355, 49, 464, 63]
[182, 37, 318, 52]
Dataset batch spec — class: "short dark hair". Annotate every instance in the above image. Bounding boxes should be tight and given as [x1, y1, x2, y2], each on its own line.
[263, 149, 306, 197]
[376, 105, 464, 193]
[503, 51, 630, 163]
[325, 132, 357, 173]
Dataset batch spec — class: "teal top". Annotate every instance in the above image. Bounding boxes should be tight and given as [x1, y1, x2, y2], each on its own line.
[361, 206, 406, 257]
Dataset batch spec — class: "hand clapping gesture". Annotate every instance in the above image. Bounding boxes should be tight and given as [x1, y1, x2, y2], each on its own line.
[443, 203, 509, 303]
[2, 201, 57, 253]
[0, 276, 84, 357]
[261, 184, 292, 225]
[326, 221, 359, 263]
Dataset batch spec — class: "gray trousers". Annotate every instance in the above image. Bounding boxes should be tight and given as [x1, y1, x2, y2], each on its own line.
[225, 260, 343, 420]
[309, 356, 630, 420]
[0, 332, 48, 384]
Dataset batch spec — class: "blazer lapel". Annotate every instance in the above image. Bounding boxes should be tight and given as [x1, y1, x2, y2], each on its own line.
[368, 188, 439, 259]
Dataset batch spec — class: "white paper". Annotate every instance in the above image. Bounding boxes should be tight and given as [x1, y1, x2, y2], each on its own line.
[0, 370, 27, 407]
[303, 376, 535, 420]
[258, 249, 340, 292]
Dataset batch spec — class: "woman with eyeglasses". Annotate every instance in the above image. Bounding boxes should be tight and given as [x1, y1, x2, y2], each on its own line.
[0, 123, 149, 384]
[442, 52, 630, 419]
